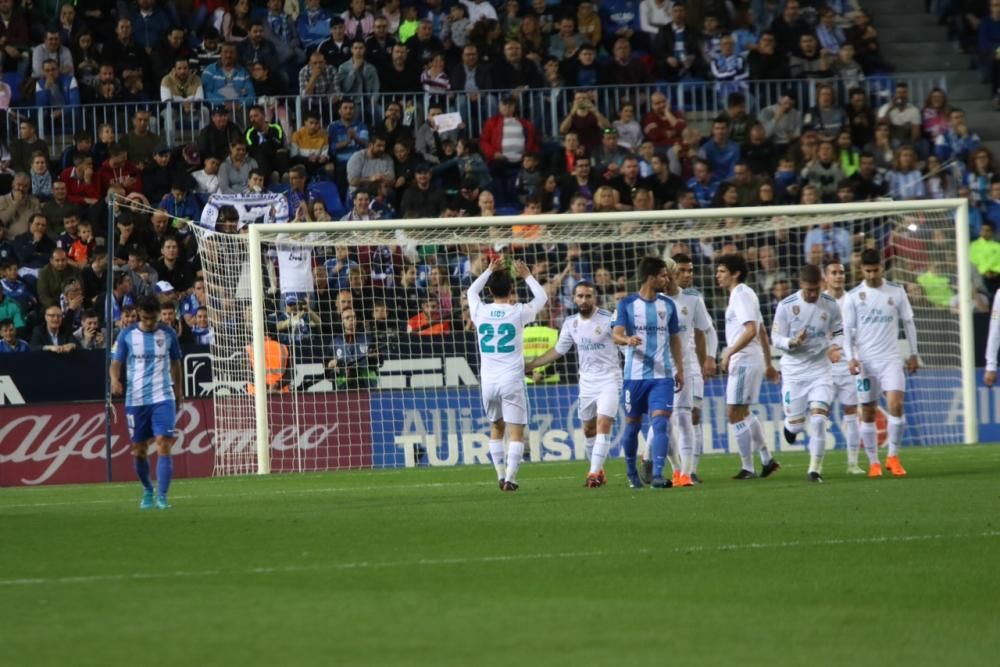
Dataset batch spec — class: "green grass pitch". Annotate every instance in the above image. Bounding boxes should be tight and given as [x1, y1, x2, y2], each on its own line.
[2, 446, 1000, 667]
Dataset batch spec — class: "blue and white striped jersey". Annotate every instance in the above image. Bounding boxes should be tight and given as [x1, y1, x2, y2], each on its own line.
[112, 324, 182, 407]
[613, 293, 681, 380]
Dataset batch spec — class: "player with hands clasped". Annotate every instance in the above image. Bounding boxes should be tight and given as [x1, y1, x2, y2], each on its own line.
[771, 264, 844, 483]
[716, 254, 781, 480]
[110, 296, 184, 510]
[525, 281, 622, 487]
[842, 249, 920, 477]
[468, 256, 547, 491]
[823, 260, 864, 474]
[612, 256, 685, 489]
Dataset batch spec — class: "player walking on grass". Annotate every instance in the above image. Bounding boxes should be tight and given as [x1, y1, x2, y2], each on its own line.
[525, 281, 621, 488]
[823, 260, 864, 475]
[984, 288, 1000, 388]
[842, 249, 920, 478]
[469, 256, 547, 491]
[612, 256, 684, 489]
[110, 296, 183, 510]
[772, 264, 844, 483]
[716, 254, 781, 480]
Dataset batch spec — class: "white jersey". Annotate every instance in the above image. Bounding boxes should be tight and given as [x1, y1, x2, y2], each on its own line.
[468, 268, 547, 381]
[613, 292, 681, 380]
[112, 324, 182, 408]
[725, 283, 765, 366]
[843, 280, 919, 363]
[825, 290, 851, 376]
[273, 238, 314, 295]
[555, 309, 621, 387]
[771, 291, 843, 380]
[987, 290, 1000, 372]
[665, 288, 712, 373]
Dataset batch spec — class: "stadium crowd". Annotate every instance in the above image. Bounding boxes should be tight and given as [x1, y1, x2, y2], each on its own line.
[0, 0, 996, 379]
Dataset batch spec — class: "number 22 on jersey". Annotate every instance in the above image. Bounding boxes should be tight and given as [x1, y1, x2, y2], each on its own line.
[479, 323, 516, 353]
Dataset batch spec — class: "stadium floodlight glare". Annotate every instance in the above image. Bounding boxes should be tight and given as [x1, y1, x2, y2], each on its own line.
[188, 198, 976, 476]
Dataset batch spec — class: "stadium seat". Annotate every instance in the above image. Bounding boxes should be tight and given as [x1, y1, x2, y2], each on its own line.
[3, 72, 24, 105]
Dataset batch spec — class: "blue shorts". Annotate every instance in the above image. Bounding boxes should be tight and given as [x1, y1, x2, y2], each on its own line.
[623, 379, 674, 419]
[126, 401, 177, 443]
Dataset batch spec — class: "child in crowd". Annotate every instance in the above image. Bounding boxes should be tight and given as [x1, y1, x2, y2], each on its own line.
[613, 101, 642, 153]
[30, 152, 53, 200]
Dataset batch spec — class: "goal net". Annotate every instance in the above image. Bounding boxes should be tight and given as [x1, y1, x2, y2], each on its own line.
[187, 200, 975, 476]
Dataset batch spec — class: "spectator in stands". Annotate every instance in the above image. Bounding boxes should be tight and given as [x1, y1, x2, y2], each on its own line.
[970, 220, 1000, 283]
[337, 40, 380, 94]
[202, 42, 255, 106]
[129, 0, 172, 52]
[611, 100, 643, 153]
[934, 108, 981, 166]
[151, 27, 193, 83]
[379, 42, 421, 94]
[803, 84, 847, 143]
[0, 259, 35, 312]
[748, 30, 788, 80]
[239, 22, 281, 80]
[877, 83, 922, 148]
[10, 120, 49, 176]
[547, 15, 587, 61]
[560, 154, 599, 211]
[742, 123, 779, 178]
[30, 304, 76, 353]
[401, 164, 444, 218]
[0, 173, 41, 238]
[125, 248, 158, 299]
[327, 307, 377, 388]
[559, 42, 600, 88]
[698, 118, 741, 181]
[844, 87, 875, 149]
[0, 0, 30, 64]
[274, 294, 322, 348]
[481, 96, 540, 205]
[608, 156, 645, 210]
[104, 18, 149, 86]
[376, 100, 414, 157]
[192, 155, 222, 195]
[816, 6, 847, 56]
[34, 57, 81, 124]
[642, 91, 687, 149]
[592, 128, 628, 180]
[37, 247, 79, 309]
[14, 213, 55, 271]
[159, 57, 206, 128]
[28, 153, 53, 201]
[64, 218, 95, 269]
[493, 39, 544, 94]
[648, 154, 684, 206]
[153, 238, 193, 294]
[0, 317, 29, 352]
[32, 27, 73, 78]
[343, 0, 375, 41]
[710, 34, 749, 98]
[759, 94, 803, 151]
[346, 133, 393, 201]
[985, 181, 1000, 230]
[887, 146, 926, 200]
[290, 111, 332, 179]
[119, 109, 161, 168]
[299, 50, 336, 98]
[73, 308, 104, 350]
[846, 8, 890, 74]
[218, 141, 258, 195]
[789, 34, 833, 80]
[408, 18, 445, 69]
[687, 159, 719, 208]
[199, 107, 243, 163]
[245, 104, 287, 181]
[803, 219, 852, 267]
[407, 296, 451, 335]
[263, 0, 304, 68]
[297, 0, 332, 51]
[965, 148, 995, 208]
[665, 126, 700, 179]
[655, 3, 702, 81]
[318, 17, 352, 69]
[769, 0, 812, 57]
[98, 145, 143, 197]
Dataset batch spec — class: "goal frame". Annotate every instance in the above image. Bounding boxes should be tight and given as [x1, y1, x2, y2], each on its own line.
[246, 198, 975, 474]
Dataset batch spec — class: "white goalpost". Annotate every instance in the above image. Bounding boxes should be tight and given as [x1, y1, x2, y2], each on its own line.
[188, 198, 976, 477]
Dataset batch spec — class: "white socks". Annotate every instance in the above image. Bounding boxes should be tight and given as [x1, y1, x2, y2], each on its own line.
[590, 434, 610, 475]
[488, 439, 505, 480]
[887, 415, 905, 457]
[860, 421, 879, 465]
[504, 441, 524, 484]
[585, 437, 595, 464]
[675, 409, 694, 476]
[843, 413, 860, 465]
[808, 413, 827, 474]
[693, 420, 704, 474]
[734, 418, 753, 471]
[748, 414, 772, 465]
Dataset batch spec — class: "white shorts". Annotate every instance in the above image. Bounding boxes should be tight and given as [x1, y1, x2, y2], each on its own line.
[856, 358, 906, 404]
[832, 371, 857, 407]
[674, 370, 704, 410]
[578, 379, 622, 422]
[481, 380, 529, 425]
[727, 364, 764, 406]
[782, 376, 834, 419]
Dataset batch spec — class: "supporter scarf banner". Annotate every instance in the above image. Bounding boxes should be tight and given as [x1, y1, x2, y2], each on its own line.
[198, 192, 289, 230]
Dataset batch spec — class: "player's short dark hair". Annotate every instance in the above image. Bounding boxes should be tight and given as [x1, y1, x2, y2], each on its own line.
[81, 308, 99, 320]
[799, 263, 822, 284]
[638, 256, 667, 283]
[0, 318, 13, 328]
[573, 280, 595, 294]
[860, 249, 882, 266]
[716, 253, 749, 283]
[137, 295, 160, 315]
[671, 252, 693, 265]
[486, 267, 513, 298]
[824, 258, 844, 271]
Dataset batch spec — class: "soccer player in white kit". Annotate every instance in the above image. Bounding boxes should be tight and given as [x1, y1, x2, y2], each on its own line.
[468, 256, 548, 491]
[716, 253, 781, 479]
[771, 264, 844, 483]
[525, 281, 622, 487]
[842, 249, 920, 477]
[984, 289, 1000, 388]
[823, 260, 864, 475]
[663, 254, 716, 486]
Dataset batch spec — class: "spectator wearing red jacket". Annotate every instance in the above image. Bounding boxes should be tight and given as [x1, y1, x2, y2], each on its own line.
[97, 145, 143, 197]
[61, 158, 101, 208]
[479, 96, 541, 206]
[641, 91, 687, 149]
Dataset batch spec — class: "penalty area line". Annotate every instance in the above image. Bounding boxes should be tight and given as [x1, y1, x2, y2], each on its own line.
[2, 531, 998, 587]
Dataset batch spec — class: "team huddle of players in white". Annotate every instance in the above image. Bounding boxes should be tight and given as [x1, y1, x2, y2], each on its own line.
[470, 247, 922, 489]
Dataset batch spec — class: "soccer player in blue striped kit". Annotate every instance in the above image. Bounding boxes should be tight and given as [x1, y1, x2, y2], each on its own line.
[110, 296, 184, 510]
[612, 257, 685, 488]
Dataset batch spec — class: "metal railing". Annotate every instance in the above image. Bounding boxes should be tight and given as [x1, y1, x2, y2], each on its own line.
[10, 74, 948, 159]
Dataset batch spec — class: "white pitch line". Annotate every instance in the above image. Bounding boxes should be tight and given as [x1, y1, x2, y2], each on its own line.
[1, 531, 997, 588]
[0, 476, 579, 510]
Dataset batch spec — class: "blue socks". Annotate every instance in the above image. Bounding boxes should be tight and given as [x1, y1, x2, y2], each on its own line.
[156, 455, 173, 497]
[622, 421, 642, 475]
[134, 456, 152, 492]
[651, 414, 670, 479]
